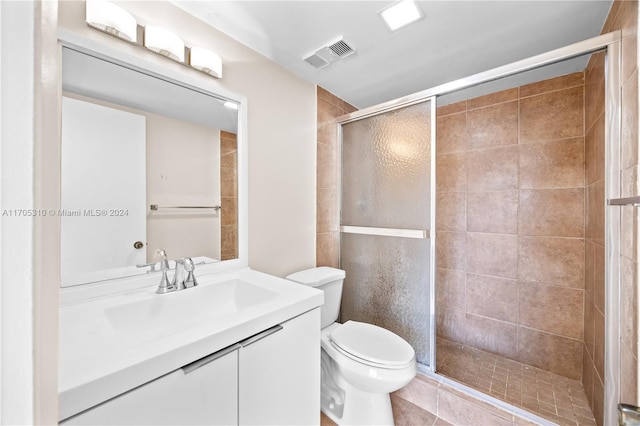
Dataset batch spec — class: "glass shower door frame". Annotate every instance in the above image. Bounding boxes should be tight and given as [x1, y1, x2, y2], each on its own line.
[335, 30, 621, 424]
[337, 96, 437, 370]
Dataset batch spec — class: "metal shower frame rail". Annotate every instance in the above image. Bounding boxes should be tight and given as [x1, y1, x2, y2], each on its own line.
[334, 30, 621, 426]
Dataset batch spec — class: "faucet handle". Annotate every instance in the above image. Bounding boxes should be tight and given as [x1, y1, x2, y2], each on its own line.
[183, 257, 198, 288]
[183, 257, 195, 272]
[154, 249, 176, 294]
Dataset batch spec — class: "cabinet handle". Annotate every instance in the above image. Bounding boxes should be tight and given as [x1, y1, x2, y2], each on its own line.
[240, 325, 283, 348]
[182, 343, 241, 375]
[182, 325, 283, 373]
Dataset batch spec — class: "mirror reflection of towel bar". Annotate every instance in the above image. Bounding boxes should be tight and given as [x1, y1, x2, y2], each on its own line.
[150, 204, 221, 211]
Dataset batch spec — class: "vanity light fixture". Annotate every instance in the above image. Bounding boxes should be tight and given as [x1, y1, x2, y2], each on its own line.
[144, 25, 185, 63]
[379, 0, 424, 31]
[190, 47, 223, 78]
[223, 101, 239, 110]
[85, 0, 137, 42]
[84, 4, 224, 79]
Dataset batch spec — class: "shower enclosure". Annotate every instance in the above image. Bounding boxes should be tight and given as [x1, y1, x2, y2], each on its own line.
[335, 32, 622, 426]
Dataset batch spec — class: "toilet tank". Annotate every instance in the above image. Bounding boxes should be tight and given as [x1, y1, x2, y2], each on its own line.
[286, 267, 345, 328]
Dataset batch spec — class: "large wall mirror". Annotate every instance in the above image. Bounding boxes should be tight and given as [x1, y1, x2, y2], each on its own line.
[60, 45, 244, 287]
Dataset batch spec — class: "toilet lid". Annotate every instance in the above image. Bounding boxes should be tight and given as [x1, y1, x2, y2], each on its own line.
[329, 321, 415, 367]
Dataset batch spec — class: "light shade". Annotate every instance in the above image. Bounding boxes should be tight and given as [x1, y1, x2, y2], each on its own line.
[85, 0, 137, 42]
[144, 25, 185, 63]
[223, 101, 239, 110]
[379, 0, 424, 31]
[190, 47, 223, 78]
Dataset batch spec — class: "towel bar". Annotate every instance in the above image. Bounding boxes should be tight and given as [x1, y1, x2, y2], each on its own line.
[150, 204, 221, 211]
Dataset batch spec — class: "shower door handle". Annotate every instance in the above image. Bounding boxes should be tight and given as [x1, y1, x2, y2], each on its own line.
[340, 225, 429, 239]
[609, 196, 640, 206]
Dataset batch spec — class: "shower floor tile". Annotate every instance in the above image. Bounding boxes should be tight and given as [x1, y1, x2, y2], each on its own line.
[436, 337, 597, 426]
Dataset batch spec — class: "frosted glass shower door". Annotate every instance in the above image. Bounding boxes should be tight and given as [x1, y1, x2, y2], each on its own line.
[340, 100, 434, 367]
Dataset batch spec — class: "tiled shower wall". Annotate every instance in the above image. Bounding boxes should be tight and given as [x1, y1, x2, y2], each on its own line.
[436, 74, 587, 380]
[316, 87, 357, 267]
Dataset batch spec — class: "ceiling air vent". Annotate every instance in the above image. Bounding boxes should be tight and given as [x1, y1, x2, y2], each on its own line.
[328, 39, 355, 58]
[303, 37, 356, 69]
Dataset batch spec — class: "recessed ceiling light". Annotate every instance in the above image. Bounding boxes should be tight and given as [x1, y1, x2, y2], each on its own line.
[379, 0, 424, 31]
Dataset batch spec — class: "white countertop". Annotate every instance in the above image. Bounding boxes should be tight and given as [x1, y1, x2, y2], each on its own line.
[59, 267, 323, 421]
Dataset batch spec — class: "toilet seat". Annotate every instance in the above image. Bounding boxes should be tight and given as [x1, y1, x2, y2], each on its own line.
[328, 321, 415, 369]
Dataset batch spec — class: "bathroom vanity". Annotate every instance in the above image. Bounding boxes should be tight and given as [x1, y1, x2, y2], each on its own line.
[59, 268, 323, 424]
[56, 21, 322, 425]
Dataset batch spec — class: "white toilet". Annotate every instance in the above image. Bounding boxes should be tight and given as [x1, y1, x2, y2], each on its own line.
[286, 267, 417, 425]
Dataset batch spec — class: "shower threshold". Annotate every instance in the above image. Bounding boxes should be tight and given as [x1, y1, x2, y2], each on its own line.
[435, 337, 596, 426]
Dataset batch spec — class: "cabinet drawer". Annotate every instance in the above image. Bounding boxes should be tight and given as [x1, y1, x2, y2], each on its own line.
[62, 348, 239, 425]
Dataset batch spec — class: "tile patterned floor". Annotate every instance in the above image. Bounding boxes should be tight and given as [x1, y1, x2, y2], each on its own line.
[320, 396, 454, 426]
[436, 337, 597, 426]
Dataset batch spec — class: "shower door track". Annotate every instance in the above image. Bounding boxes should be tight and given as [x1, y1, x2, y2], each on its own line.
[337, 31, 618, 125]
[335, 30, 622, 426]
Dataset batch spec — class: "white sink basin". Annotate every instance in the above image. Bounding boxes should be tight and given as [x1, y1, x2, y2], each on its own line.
[105, 279, 278, 336]
[59, 267, 324, 421]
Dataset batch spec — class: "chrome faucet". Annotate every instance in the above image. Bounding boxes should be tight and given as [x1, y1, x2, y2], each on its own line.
[172, 259, 186, 291]
[154, 250, 198, 294]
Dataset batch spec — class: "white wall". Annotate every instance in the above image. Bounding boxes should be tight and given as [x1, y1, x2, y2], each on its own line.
[0, 3, 35, 424]
[146, 114, 222, 262]
[58, 1, 317, 278]
[1, 1, 60, 423]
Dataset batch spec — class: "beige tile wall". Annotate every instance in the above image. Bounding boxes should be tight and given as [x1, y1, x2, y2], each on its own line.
[220, 131, 238, 260]
[316, 87, 357, 267]
[597, 1, 640, 424]
[436, 73, 587, 380]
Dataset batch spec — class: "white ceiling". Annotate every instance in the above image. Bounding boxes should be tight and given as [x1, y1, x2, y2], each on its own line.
[173, 1, 613, 109]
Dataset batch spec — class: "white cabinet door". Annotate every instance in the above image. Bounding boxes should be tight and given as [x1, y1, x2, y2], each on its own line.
[239, 308, 320, 425]
[62, 346, 239, 425]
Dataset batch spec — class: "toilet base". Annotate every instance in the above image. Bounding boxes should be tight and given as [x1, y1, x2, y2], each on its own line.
[321, 369, 395, 426]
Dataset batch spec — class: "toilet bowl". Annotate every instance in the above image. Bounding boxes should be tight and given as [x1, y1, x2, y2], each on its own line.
[287, 267, 417, 425]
